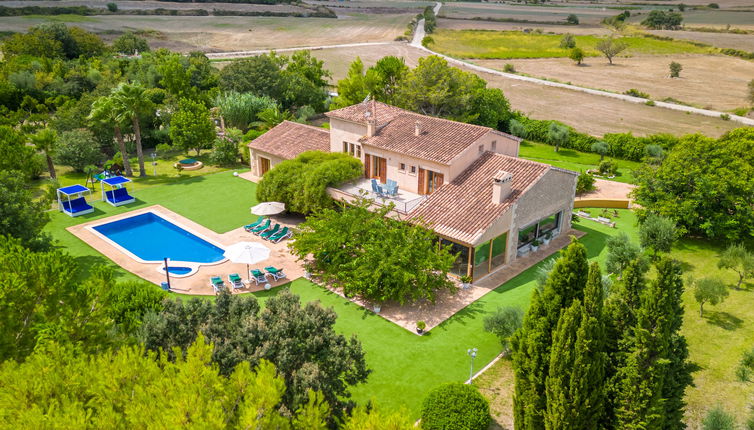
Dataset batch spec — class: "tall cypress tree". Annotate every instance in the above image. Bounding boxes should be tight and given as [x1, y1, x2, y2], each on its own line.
[656, 259, 691, 430]
[544, 263, 607, 430]
[545, 301, 582, 430]
[603, 259, 648, 429]
[513, 238, 589, 430]
[613, 258, 690, 429]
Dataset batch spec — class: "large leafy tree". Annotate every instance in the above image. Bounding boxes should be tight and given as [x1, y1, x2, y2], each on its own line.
[633, 128, 754, 241]
[332, 56, 409, 109]
[0, 174, 50, 250]
[638, 213, 677, 258]
[88, 95, 134, 176]
[0, 237, 118, 361]
[170, 98, 216, 155]
[256, 151, 363, 214]
[0, 125, 41, 180]
[219, 51, 330, 112]
[717, 243, 754, 290]
[0, 337, 404, 429]
[290, 197, 456, 305]
[55, 128, 102, 172]
[138, 290, 369, 417]
[111, 82, 155, 177]
[111, 31, 150, 55]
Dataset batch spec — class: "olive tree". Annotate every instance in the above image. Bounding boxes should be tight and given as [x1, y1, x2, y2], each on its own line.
[596, 36, 628, 64]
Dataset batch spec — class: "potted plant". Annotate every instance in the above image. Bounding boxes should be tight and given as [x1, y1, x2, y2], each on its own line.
[460, 275, 473, 289]
[416, 321, 426, 335]
[531, 239, 541, 252]
[373, 303, 382, 313]
[542, 232, 552, 246]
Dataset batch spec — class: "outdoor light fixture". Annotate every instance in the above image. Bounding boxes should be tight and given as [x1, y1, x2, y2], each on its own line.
[151, 152, 157, 176]
[467, 347, 478, 383]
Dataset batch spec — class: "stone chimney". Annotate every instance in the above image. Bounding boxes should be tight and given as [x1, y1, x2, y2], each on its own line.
[365, 100, 377, 137]
[491, 170, 513, 204]
[414, 121, 422, 137]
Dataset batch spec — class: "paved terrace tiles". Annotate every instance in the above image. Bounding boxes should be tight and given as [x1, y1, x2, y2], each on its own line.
[66, 205, 305, 295]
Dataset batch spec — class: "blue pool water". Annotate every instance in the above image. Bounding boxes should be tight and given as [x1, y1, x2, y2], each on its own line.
[167, 266, 193, 275]
[93, 212, 225, 263]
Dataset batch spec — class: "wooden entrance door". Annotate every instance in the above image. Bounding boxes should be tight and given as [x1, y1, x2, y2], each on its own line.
[366, 155, 387, 183]
[418, 168, 443, 195]
[259, 157, 271, 175]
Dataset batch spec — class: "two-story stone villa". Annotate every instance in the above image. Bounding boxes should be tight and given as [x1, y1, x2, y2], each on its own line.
[248, 101, 578, 281]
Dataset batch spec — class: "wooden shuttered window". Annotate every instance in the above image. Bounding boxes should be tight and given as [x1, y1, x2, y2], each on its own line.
[379, 157, 387, 184]
[364, 154, 371, 178]
[418, 168, 426, 195]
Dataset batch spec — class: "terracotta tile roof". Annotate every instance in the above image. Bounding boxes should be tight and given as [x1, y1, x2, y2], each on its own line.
[411, 152, 552, 245]
[247, 121, 330, 160]
[360, 113, 491, 165]
[325, 100, 406, 126]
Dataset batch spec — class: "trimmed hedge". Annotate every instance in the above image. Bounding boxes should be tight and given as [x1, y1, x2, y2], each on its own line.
[509, 115, 680, 162]
[421, 383, 490, 430]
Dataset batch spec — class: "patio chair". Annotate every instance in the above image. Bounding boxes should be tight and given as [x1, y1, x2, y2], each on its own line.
[259, 223, 280, 240]
[269, 226, 291, 243]
[210, 276, 226, 294]
[250, 269, 268, 285]
[244, 216, 265, 232]
[370, 179, 386, 197]
[386, 179, 398, 196]
[251, 219, 271, 234]
[228, 273, 244, 290]
[265, 266, 287, 281]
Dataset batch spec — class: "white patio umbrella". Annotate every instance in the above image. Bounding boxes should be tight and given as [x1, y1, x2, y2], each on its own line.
[223, 242, 271, 281]
[251, 201, 286, 216]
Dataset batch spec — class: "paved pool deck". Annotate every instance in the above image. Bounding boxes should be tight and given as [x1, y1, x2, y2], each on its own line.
[66, 205, 305, 295]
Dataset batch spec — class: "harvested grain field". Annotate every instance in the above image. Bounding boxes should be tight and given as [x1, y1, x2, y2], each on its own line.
[475, 54, 754, 112]
[439, 2, 618, 25]
[0, 0, 316, 13]
[309, 43, 740, 137]
[0, 13, 413, 52]
[437, 17, 612, 36]
[649, 29, 754, 51]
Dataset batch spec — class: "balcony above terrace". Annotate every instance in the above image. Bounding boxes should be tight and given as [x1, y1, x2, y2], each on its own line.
[330, 178, 427, 214]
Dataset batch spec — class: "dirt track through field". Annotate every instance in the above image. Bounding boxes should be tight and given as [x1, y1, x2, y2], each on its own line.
[408, 3, 753, 127]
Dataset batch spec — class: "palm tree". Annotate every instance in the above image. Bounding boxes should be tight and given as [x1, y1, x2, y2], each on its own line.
[112, 82, 154, 177]
[29, 128, 58, 180]
[251, 106, 294, 131]
[88, 95, 133, 176]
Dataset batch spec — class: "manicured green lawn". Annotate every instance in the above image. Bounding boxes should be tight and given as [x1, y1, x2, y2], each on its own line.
[45, 169, 257, 282]
[429, 29, 714, 59]
[32, 149, 242, 200]
[519, 140, 641, 184]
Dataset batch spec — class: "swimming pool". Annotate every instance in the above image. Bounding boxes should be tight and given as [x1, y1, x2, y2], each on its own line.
[91, 212, 226, 264]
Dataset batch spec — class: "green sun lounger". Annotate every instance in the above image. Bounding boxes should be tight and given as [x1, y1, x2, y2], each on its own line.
[250, 269, 267, 285]
[244, 216, 265, 232]
[260, 224, 280, 240]
[228, 273, 244, 289]
[269, 226, 291, 243]
[210, 276, 225, 293]
[251, 219, 270, 234]
[265, 266, 286, 281]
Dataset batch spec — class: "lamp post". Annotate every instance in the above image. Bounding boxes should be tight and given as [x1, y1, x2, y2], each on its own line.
[467, 348, 478, 383]
[151, 152, 157, 176]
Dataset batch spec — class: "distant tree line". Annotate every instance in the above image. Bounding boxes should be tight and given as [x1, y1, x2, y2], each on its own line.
[0, 4, 336, 18]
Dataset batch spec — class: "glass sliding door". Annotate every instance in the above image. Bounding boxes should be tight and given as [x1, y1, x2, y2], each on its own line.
[440, 238, 470, 277]
[473, 240, 491, 279]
